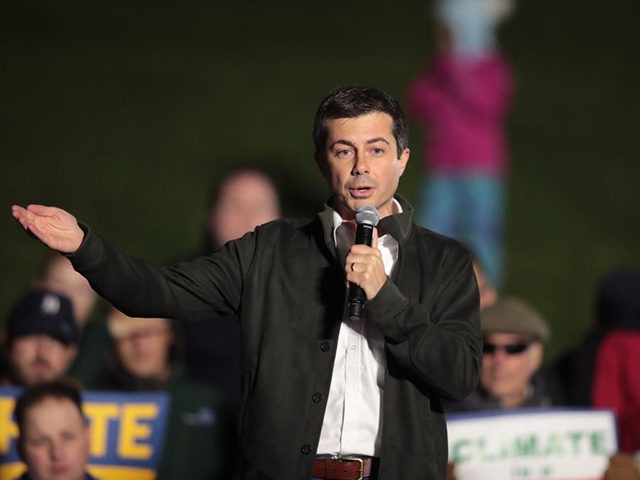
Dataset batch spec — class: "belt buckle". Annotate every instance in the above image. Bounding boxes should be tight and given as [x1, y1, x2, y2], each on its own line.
[340, 456, 364, 480]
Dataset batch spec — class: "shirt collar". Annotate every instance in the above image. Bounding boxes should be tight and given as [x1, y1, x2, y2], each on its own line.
[331, 198, 403, 240]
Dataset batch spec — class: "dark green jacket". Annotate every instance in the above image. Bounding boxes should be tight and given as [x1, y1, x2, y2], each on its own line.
[78, 319, 230, 480]
[91, 363, 227, 480]
[68, 196, 482, 480]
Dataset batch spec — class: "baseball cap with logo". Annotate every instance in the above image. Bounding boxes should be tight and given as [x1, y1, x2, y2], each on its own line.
[7, 289, 79, 345]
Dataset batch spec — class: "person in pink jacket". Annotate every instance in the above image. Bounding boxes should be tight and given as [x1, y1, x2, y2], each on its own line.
[406, 0, 514, 287]
[593, 329, 640, 453]
[591, 268, 640, 478]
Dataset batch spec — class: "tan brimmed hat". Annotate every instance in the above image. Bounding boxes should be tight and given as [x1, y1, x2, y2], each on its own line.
[107, 309, 169, 340]
[481, 296, 550, 342]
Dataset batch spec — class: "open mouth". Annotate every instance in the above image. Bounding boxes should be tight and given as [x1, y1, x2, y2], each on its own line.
[350, 186, 373, 198]
[51, 464, 70, 476]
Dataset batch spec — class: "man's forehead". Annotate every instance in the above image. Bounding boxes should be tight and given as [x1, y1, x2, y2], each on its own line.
[25, 398, 84, 423]
[327, 111, 393, 125]
[326, 113, 395, 140]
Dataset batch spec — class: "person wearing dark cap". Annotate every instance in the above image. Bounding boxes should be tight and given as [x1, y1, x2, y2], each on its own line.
[2, 289, 79, 386]
[446, 296, 563, 412]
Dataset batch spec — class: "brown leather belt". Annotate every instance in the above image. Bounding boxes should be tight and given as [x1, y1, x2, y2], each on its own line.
[312, 456, 374, 480]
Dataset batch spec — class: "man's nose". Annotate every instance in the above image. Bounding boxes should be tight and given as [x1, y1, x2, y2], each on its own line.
[49, 439, 64, 460]
[352, 153, 370, 174]
[491, 349, 510, 362]
[36, 335, 56, 354]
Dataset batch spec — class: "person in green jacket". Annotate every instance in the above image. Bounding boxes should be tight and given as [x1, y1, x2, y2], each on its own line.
[12, 85, 482, 479]
[83, 308, 231, 480]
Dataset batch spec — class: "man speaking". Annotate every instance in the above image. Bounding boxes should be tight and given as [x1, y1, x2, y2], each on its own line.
[12, 85, 482, 479]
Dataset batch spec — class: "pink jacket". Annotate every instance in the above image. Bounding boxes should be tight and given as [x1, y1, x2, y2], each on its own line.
[406, 51, 513, 174]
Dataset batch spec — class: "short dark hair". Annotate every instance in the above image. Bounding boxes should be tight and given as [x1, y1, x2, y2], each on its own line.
[313, 85, 409, 160]
[14, 378, 85, 434]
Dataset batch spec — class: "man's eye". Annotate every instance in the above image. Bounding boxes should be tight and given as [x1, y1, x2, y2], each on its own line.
[27, 438, 46, 447]
[62, 432, 77, 442]
[372, 147, 384, 155]
[337, 149, 352, 157]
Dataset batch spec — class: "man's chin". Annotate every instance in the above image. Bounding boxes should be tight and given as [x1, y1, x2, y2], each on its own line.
[341, 199, 376, 217]
[27, 370, 57, 384]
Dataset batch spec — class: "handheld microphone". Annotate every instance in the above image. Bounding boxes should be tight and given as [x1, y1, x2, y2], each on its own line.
[347, 205, 380, 320]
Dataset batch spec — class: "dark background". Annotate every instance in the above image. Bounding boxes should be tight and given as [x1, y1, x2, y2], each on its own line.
[2, 0, 639, 362]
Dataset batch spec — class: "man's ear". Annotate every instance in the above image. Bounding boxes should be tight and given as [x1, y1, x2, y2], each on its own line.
[397, 148, 410, 177]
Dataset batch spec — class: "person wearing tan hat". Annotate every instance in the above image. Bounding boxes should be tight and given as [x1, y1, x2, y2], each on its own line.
[446, 296, 565, 412]
[85, 307, 232, 480]
[445, 297, 569, 480]
[105, 311, 175, 385]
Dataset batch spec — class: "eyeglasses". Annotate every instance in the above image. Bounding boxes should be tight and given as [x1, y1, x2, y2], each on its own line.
[482, 342, 531, 355]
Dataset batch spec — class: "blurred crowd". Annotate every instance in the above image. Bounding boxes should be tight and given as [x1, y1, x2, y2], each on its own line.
[1, 166, 281, 480]
[4, 161, 639, 479]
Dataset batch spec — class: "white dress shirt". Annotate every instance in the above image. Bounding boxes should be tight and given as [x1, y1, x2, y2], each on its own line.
[317, 202, 401, 457]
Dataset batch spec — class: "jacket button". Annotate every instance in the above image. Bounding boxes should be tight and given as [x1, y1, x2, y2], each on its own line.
[301, 444, 312, 455]
[312, 392, 324, 403]
[320, 341, 331, 352]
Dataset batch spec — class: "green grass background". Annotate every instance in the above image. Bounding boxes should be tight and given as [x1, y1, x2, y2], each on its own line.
[2, 0, 638, 363]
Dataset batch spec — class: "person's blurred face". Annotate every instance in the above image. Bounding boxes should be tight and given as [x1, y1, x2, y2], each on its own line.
[315, 112, 409, 220]
[480, 332, 543, 408]
[19, 397, 90, 480]
[38, 256, 97, 329]
[9, 335, 77, 386]
[114, 318, 173, 381]
[209, 171, 281, 246]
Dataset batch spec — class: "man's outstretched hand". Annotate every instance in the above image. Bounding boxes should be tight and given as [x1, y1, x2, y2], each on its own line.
[11, 204, 84, 253]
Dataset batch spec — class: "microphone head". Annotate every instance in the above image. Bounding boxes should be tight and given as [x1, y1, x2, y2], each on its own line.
[355, 205, 379, 227]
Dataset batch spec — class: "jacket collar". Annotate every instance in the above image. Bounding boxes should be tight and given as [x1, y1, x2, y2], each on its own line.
[318, 194, 415, 251]
[377, 195, 415, 243]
